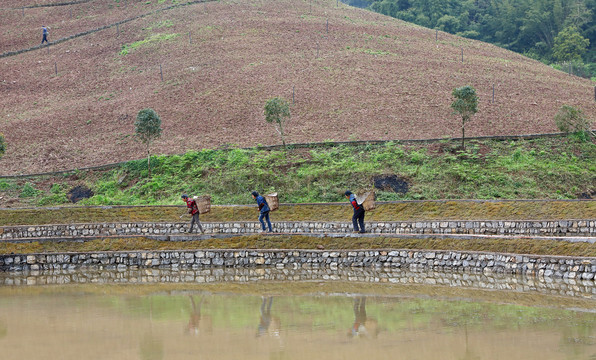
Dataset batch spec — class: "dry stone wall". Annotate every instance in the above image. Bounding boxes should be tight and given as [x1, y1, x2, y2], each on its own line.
[1, 219, 595, 240]
[2, 249, 595, 282]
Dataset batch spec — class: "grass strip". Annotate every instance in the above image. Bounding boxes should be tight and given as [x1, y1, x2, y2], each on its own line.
[1, 200, 594, 226]
[2, 235, 595, 257]
[2, 138, 595, 208]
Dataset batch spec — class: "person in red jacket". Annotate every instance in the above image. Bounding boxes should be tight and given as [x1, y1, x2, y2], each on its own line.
[181, 194, 204, 233]
[345, 191, 365, 233]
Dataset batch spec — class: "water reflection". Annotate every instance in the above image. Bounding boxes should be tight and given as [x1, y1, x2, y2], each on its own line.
[139, 332, 163, 360]
[461, 325, 480, 360]
[348, 297, 379, 339]
[140, 298, 164, 360]
[257, 297, 281, 339]
[2, 267, 595, 300]
[0, 286, 595, 360]
[0, 321, 7, 340]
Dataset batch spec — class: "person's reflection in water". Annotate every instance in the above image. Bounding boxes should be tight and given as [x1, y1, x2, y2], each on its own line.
[140, 297, 164, 360]
[257, 296, 281, 338]
[185, 295, 212, 336]
[348, 297, 379, 339]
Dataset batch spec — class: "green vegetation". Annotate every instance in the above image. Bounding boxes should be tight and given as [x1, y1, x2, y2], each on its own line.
[554, 104, 593, 136]
[0, 137, 594, 207]
[37, 183, 69, 206]
[19, 183, 40, 198]
[553, 26, 591, 62]
[143, 19, 173, 31]
[119, 33, 179, 55]
[362, 0, 596, 78]
[0, 134, 5, 159]
[352, 48, 397, 56]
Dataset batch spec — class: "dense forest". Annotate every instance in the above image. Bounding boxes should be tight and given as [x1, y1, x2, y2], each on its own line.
[343, 0, 595, 78]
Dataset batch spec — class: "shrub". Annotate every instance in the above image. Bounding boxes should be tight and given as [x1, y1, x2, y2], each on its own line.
[20, 183, 40, 198]
[554, 105, 592, 135]
[0, 180, 13, 191]
[38, 193, 68, 206]
[0, 133, 5, 159]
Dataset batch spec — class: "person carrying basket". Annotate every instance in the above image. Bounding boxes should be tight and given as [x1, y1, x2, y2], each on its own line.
[345, 190, 365, 233]
[181, 194, 205, 233]
[251, 191, 273, 233]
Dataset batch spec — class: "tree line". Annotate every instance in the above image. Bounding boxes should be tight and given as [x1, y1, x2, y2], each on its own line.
[343, 0, 595, 77]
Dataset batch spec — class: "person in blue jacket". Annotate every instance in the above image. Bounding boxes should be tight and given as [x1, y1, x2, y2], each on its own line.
[252, 191, 272, 232]
[41, 25, 50, 44]
[345, 191, 365, 233]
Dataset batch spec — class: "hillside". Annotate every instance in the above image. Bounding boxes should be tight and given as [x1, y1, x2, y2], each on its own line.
[0, 0, 595, 176]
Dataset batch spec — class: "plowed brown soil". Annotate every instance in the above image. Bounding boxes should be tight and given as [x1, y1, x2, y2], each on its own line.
[1, 0, 594, 176]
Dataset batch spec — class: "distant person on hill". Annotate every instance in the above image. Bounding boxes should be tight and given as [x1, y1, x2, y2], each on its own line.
[181, 194, 204, 234]
[345, 191, 365, 233]
[41, 26, 50, 44]
[251, 191, 272, 233]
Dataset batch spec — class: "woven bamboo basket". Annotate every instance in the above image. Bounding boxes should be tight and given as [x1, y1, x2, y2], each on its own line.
[265, 193, 279, 212]
[195, 195, 211, 214]
[355, 191, 375, 211]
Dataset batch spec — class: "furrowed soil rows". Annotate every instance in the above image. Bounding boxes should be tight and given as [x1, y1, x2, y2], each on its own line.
[0, 0, 594, 175]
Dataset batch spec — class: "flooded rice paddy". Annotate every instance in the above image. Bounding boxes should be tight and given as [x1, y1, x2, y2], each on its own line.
[0, 268, 595, 360]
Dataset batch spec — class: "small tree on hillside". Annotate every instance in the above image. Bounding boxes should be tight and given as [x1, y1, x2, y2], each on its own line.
[451, 86, 478, 150]
[554, 105, 593, 138]
[0, 133, 6, 160]
[264, 97, 291, 148]
[135, 108, 162, 177]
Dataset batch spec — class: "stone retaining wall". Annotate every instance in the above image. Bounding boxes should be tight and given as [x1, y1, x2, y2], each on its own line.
[2, 249, 595, 281]
[1, 268, 594, 299]
[1, 219, 595, 240]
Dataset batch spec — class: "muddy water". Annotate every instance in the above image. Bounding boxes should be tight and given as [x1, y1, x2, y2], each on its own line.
[0, 269, 595, 360]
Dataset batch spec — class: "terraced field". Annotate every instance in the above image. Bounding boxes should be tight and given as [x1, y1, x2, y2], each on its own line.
[1, 0, 594, 175]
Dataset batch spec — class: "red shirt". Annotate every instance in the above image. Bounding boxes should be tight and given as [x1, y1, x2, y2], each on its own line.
[349, 194, 361, 210]
[185, 198, 199, 215]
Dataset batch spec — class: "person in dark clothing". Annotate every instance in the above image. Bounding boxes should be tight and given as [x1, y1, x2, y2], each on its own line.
[345, 191, 365, 233]
[252, 191, 272, 232]
[41, 26, 49, 44]
[181, 194, 204, 233]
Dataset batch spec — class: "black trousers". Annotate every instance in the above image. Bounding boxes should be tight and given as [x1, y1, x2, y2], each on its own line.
[352, 208, 365, 232]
